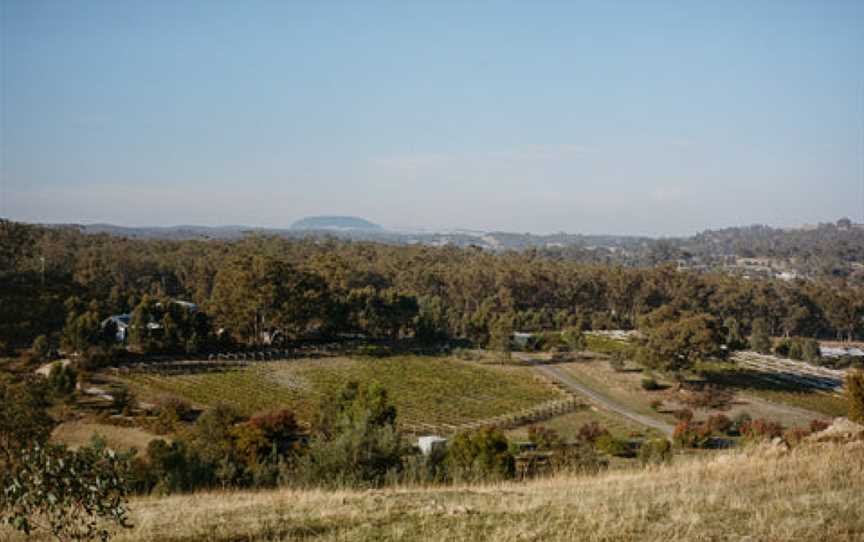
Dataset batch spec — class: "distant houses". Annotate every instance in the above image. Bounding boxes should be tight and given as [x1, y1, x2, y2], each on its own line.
[100, 300, 198, 343]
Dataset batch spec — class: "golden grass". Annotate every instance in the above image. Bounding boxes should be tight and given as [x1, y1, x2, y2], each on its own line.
[50, 420, 161, 452]
[8, 441, 856, 542]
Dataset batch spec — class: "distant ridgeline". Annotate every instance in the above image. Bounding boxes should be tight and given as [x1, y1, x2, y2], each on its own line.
[34, 217, 864, 281]
[290, 216, 383, 231]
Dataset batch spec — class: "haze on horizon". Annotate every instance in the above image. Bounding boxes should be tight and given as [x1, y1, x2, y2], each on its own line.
[1, 0, 862, 237]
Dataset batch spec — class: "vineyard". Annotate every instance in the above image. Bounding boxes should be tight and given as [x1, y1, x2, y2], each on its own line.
[121, 355, 566, 429]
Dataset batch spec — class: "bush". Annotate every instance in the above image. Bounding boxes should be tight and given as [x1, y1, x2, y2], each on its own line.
[561, 327, 586, 352]
[446, 427, 515, 482]
[802, 338, 821, 363]
[783, 427, 810, 447]
[731, 412, 752, 435]
[47, 362, 77, 397]
[649, 399, 663, 411]
[577, 422, 609, 444]
[595, 434, 632, 457]
[641, 376, 661, 391]
[638, 438, 672, 465]
[548, 442, 608, 475]
[30, 335, 50, 363]
[151, 396, 192, 435]
[706, 413, 732, 435]
[527, 425, 564, 450]
[609, 352, 626, 372]
[846, 370, 864, 424]
[809, 419, 830, 434]
[680, 385, 733, 411]
[297, 382, 404, 488]
[672, 421, 712, 449]
[740, 418, 784, 441]
[773, 339, 791, 358]
[76, 345, 124, 371]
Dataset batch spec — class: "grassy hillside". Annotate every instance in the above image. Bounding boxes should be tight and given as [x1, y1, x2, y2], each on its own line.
[122, 355, 563, 428]
[23, 441, 857, 542]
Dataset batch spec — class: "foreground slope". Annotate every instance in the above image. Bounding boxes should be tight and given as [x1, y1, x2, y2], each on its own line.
[107, 442, 863, 541]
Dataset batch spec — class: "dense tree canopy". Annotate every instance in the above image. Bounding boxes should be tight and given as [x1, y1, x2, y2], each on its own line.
[1, 220, 862, 354]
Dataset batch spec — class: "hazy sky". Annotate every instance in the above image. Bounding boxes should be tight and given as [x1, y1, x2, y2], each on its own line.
[2, 1, 862, 236]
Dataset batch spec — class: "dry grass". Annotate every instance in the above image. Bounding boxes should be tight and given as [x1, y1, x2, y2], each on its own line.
[8, 441, 857, 542]
[50, 420, 161, 452]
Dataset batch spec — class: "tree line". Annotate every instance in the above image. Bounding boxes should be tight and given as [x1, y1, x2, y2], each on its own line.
[2, 219, 863, 358]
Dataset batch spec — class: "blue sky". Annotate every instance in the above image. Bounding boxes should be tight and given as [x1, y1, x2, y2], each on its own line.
[1, 0, 862, 235]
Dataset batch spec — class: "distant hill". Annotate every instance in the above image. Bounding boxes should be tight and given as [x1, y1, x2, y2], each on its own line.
[290, 216, 383, 231]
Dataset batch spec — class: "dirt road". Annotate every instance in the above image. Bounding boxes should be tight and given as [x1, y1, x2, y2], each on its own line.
[515, 353, 675, 436]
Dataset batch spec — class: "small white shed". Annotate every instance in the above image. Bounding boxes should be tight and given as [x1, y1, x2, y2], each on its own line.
[418, 435, 448, 455]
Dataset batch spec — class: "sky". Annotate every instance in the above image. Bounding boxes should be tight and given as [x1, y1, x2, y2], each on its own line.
[1, 0, 862, 236]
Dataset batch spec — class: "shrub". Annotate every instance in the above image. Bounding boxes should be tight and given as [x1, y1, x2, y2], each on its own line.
[740, 418, 784, 441]
[577, 422, 609, 444]
[706, 413, 732, 435]
[561, 327, 586, 352]
[595, 434, 633, 457]
[446, 427, 515, 482]
[641, 376, 661, 391]
[548, 442, 608, 474]
[773, 339, 791, 358]
[76, 345, 124, 371]
[609, 352, 626, 372]
[802, 339, 821, 363]
[151, 396, 192, 435]
[47, 362, 77, 397]
[809, 419, 830, 434]
[527, 425, 564, 450]
[639, 438, 672, 465]
[248, 409, 301, 456]
[298, 382, 405, 488]
[783, 427, 810, 447]
[680, 385, 733, 411]
[649, 399, 663, 411]
[845, 370, 864, 424]
[30, 335, 50, 363]
[672, 421, 712, 449]
[731, 412, 752, 435]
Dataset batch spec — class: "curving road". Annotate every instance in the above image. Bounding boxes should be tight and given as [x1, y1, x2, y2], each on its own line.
[515, 353, 675, 436]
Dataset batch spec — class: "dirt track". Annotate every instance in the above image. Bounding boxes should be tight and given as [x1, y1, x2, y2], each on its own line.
[516, 353, 675, 436]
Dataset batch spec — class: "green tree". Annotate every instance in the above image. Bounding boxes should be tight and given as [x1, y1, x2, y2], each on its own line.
[561, 326, 587, 352]
[802, 338, 821, 363]
[749, 318, 772, 354]
[47, 362, 77, 397]
[446, 427, 515, 482]
[300, 381, 404, 487]
[0, 376, 55, 465]
[0, 443, 132, 541]
[722, 317, 746, 351]
[639, 313, 723, 372]
[489, 314, 514, 360]
[30, 335, 50, 362]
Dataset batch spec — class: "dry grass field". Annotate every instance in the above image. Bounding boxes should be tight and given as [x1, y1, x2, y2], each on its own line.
[7, 440, 854, 542]
[50, 420, 162, 452]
